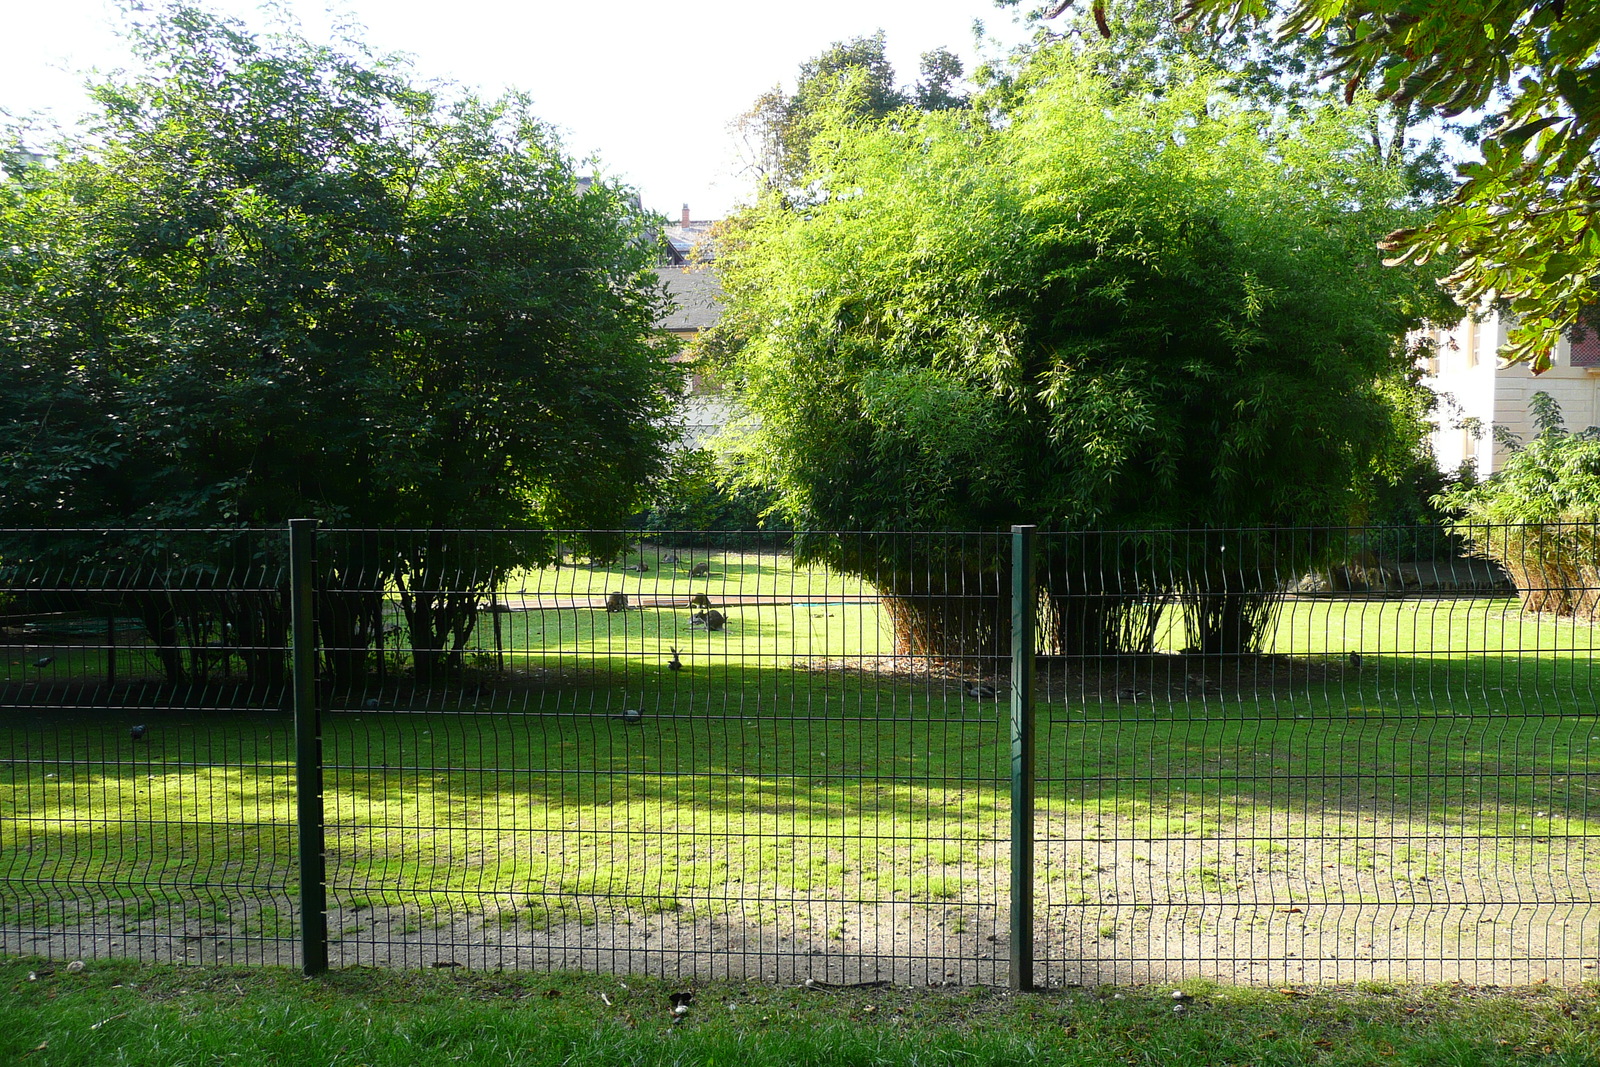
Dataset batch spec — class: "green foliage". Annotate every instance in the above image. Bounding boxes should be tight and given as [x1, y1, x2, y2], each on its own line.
[716, 51, 1451, 653]
[1440, 394, 1600, 526]
[1184, 0, 1600, 370]
[639, 448, 787, 548]
[0, 4, 681, 682]
[1353, 373, 1469, 561]
[778, 32, 909, 182]
[1019, 0, 1459, 199]
[1438, 392, 1600, 617]
[0, 3, 678, 533]
[913, 47, 969, 112]
[719, 55, 1450, 535]
[734, 33, 967, 196]
[1358, 463, 1472, 563]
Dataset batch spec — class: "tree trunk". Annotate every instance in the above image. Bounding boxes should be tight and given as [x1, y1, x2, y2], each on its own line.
[1181, 589, 1282, 656]
[131, 592, 185, 685]
[879, 566, 1009, 667]
[393, 529, 488, 685]
[223, 591, 289, 689]
[1041, 535, 1169, 657]
[318, 588, 383, 690]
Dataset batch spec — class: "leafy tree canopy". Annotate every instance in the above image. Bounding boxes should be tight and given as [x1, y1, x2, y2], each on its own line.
[714, 53, 1454, 540]
[1005, 0, 1463, 199]
[734, 32, 969, 195]
[1159, 0, 1600, 370]
[0, 3, 679, 534]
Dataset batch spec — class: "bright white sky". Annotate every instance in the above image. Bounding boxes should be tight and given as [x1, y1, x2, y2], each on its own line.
[2, 0, 1033, 220]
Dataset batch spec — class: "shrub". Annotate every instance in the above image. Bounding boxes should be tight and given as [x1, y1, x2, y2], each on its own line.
[1437, 392, 1600, 617]
[639, 450, 789, 550]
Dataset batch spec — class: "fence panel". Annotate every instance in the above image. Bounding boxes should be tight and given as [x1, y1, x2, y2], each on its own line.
[0, 528, 298, 966]
[314, 529, 1012, 982]
[1033, 526, 1600, 986]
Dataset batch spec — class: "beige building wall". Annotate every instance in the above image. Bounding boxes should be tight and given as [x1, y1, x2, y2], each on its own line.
[1420, 310, 1600, 475]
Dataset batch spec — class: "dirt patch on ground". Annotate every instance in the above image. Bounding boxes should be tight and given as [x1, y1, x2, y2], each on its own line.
[8, 805, 1596, 987]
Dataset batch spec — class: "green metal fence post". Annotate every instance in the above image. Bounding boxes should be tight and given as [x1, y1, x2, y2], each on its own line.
[290, 518, 328, 976]
[1010, 524, 1037, 991]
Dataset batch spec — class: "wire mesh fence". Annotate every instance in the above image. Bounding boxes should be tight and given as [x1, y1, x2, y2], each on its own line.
[2, 522, 1597, 985]
[312, 528, 1010, 983]
[1030, 525, 1597, 985]
[0, 527, 298, 966]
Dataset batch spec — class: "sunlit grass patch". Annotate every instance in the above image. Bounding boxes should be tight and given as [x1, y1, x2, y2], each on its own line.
[5, 579, 1600, 979]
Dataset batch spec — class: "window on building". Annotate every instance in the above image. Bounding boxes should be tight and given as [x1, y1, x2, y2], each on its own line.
[1570, 304, 1600, 367]
[1422, 329, 1444, 375]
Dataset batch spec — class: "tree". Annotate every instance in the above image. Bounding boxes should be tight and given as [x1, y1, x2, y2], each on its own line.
[1159, 0, 1600, 370]
[0, 4, 680, 684]
[713, 52, 1453, 657]
[913, 47, 970, 112]
[733, 33, 966, 196]
[1013, 0, 1458, 197]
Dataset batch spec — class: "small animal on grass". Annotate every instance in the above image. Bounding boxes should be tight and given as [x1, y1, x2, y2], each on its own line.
[965, 681, 998, 699]
[611, 708, 643, 725]
[689, 608, 726, 632]
[130, 724, 148, 741]
[687, 592, 712, 610]
[1348, 651, 1363, 669]
[668, 647, 683, 672]
[33, 656, 54, 668]
[689, 561, 710, 577]
[606, 591, 629, 612]
[661, 553, 679, 565]
[625, 561, 650, 572]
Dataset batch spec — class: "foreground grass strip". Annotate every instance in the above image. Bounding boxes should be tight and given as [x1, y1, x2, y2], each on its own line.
[3, 957, 1598, 1066]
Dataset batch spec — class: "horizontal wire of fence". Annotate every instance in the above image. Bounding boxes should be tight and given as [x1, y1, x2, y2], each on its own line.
[2, 522, 1597, 985]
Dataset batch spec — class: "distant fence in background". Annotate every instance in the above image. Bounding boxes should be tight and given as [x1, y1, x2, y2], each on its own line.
[1, 522, 1596, 986]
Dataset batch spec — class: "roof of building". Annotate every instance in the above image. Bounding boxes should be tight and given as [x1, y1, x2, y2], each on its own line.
[663, 200, 719, 264]
[658, 267, 723, 332]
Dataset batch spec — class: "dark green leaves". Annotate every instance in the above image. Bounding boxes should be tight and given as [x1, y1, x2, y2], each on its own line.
[1182, 0, 1600, 368]
[0, 3, 678, 532]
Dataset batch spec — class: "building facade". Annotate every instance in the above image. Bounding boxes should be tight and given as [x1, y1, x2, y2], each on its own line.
[1421, 309, 1600, 475]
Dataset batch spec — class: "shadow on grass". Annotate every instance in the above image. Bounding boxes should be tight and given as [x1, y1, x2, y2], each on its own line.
[6, 650, 1599, 838]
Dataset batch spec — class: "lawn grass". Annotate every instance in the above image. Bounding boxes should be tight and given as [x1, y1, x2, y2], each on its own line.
[4, 545, 1599, 982]
[3, 547, 886, 687]
[2, 956, 1598, 1067]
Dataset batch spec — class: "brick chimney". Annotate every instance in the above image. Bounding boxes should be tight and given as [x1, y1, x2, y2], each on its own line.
[681, 204, 691, 226]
